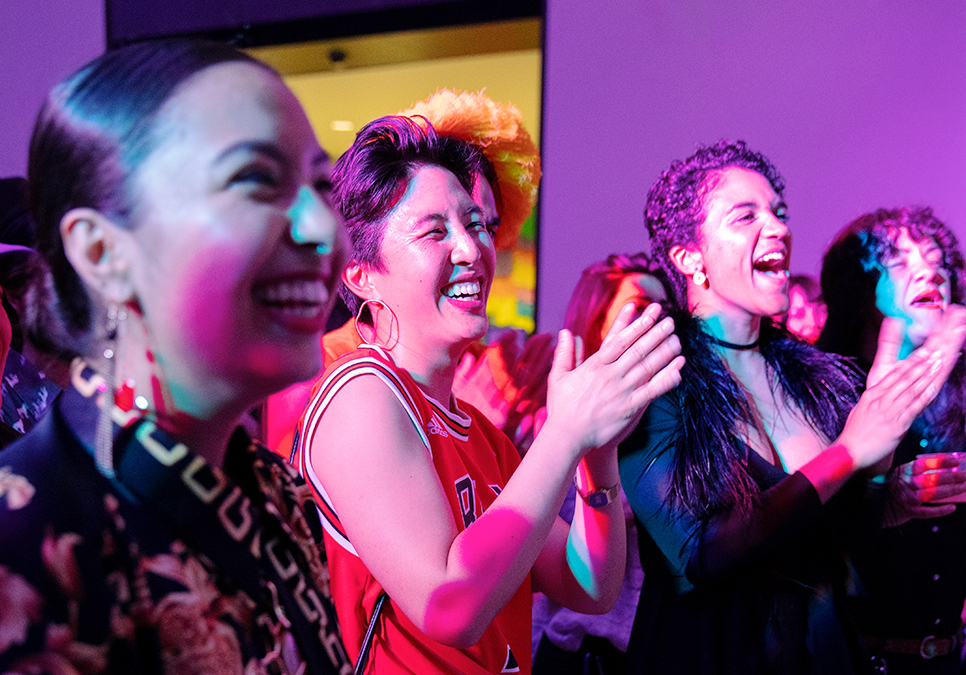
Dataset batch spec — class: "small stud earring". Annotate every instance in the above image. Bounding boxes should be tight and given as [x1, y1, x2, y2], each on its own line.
[692, 270, 707, 287]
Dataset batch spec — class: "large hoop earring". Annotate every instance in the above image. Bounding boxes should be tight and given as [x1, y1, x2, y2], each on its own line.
[354, 299, 398, 351]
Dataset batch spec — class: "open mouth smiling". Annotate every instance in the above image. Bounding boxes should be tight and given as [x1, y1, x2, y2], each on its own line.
[911, 288, 945, 310]
[752, 250, 790, 279]
[442, 279, 482, 302]
[253, 278, 329, 319]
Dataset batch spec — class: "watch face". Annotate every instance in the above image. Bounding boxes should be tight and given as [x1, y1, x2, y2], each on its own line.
[587, 492, 609, 508]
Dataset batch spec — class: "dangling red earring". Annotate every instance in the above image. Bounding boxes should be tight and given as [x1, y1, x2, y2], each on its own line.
[115, 379, 135, 412]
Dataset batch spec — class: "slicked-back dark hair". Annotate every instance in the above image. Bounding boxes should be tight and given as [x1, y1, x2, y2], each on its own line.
[27, 38, 268, 358]
[332, 114, 487, 320]
[645, 140, 786, 308]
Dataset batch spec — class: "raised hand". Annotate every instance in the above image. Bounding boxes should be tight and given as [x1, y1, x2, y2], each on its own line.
[544, 302, 685, 453]
[839, 306, 966, 471]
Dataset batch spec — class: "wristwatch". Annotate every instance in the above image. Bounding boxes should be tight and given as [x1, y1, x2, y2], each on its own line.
[577, 481, 621, 508]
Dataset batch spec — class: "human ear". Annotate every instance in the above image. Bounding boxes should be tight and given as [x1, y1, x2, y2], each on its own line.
[668, 244, 703, 277]
[341, 259, 377, 300]
[60, 207, 134, 304]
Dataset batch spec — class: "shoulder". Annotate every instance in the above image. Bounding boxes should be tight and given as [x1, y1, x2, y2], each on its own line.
[619, 392, 681, 482]
[299, 347, 430, 446]
[0, 406, 94, 522]
[316, 347, 426, 413]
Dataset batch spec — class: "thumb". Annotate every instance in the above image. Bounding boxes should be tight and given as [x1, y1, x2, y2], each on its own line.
[870, 316, 905, 383]
[550, 329, 577, 379]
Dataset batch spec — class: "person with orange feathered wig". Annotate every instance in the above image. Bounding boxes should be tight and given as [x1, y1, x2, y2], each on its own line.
[397, 89, 541, 252]
[265, 90, 542, 456]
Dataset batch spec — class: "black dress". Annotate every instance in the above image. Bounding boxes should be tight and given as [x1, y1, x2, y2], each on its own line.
[618, 320, 883, 675]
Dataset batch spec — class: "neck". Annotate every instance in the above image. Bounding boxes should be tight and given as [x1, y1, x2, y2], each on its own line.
[387, 339, 460, 404]
[697, 308, 762, 351]
[368, 310, 468, 405]
[95, 309, 250, 469]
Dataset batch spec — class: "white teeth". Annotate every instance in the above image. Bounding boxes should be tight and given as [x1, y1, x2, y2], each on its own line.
[444, 280, 481, 299]
[755, 251, 785, 264]
[255, 280, 326, 305]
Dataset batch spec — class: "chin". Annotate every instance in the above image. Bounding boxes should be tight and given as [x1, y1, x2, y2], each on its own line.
[249, 342, 323, 389]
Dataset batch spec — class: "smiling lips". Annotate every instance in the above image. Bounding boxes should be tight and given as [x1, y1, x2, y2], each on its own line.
[253, 278, 331, 330]
[442, 279, 482, 302]
[912, 287, 945, 310]
[752, 249, 789, 279]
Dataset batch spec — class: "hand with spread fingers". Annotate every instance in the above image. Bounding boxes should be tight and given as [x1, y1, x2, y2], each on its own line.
[546, 302, 685, 455]
[838, 307, 966, 473]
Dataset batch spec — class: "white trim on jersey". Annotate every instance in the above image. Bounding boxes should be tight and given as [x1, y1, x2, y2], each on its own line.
[297, 351, 432, 556]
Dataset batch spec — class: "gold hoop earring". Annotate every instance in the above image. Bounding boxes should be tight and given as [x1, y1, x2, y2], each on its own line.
[354, 299, 399, 351]
[692, 270, 707, 287]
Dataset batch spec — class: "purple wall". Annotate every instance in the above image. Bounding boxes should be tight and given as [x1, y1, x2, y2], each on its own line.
[3, 0, 963, 336]
[0, 0, 104, 178]
[539, 0, 966, 332]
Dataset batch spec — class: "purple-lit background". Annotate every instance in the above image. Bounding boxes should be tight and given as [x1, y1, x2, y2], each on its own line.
[2, 0, 964, 335]
[540, 0, 966, 331]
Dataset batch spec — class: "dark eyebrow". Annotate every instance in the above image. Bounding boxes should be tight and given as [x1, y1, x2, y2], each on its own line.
[726, 201, 759, 215]
[214, 140, 287, 165]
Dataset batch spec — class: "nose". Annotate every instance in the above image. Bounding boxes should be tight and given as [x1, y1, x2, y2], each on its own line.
[763, 210, 790, 239]
[287, 185, 345, 259]
[450, 222, 482, 266]
[911, 252, 947, 287]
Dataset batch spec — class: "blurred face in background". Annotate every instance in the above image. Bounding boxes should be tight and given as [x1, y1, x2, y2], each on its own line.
[874, 227, 950, 354]
[785, 284, 827, 343]
[599, 273, 668, 347]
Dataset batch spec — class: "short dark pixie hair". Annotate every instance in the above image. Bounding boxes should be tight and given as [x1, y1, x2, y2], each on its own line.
[645, 140, 786, 308]
[27, 38, 266, 358]
[332, 115, 487, 318]
[819, 206, 965, 358]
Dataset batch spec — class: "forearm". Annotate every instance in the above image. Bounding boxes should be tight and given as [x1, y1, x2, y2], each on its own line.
[428, 422, 587, 645]
[798, 443, 860, 504]
[562, 448, 627, 612]
[687, 470, 824, 585]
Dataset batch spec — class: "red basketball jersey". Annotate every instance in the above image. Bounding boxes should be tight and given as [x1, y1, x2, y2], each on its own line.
[294, 346, 531, 675]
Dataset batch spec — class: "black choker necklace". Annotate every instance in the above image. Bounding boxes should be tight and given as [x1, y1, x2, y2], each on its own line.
[708, 334, 760, 350]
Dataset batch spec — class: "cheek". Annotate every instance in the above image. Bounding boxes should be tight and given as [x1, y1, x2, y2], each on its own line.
[142, 241, 251, 364]
[874, 274, 904, 318]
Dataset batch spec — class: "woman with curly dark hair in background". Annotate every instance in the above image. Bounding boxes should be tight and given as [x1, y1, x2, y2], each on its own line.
[820, 206, 966, 674]
[618, 140, 965, 674]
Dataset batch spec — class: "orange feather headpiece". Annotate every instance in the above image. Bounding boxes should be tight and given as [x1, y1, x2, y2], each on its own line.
[398, 89, 541, 250]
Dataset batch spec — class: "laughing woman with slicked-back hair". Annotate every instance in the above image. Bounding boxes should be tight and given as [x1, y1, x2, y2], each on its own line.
[0, 39, 352, 674]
